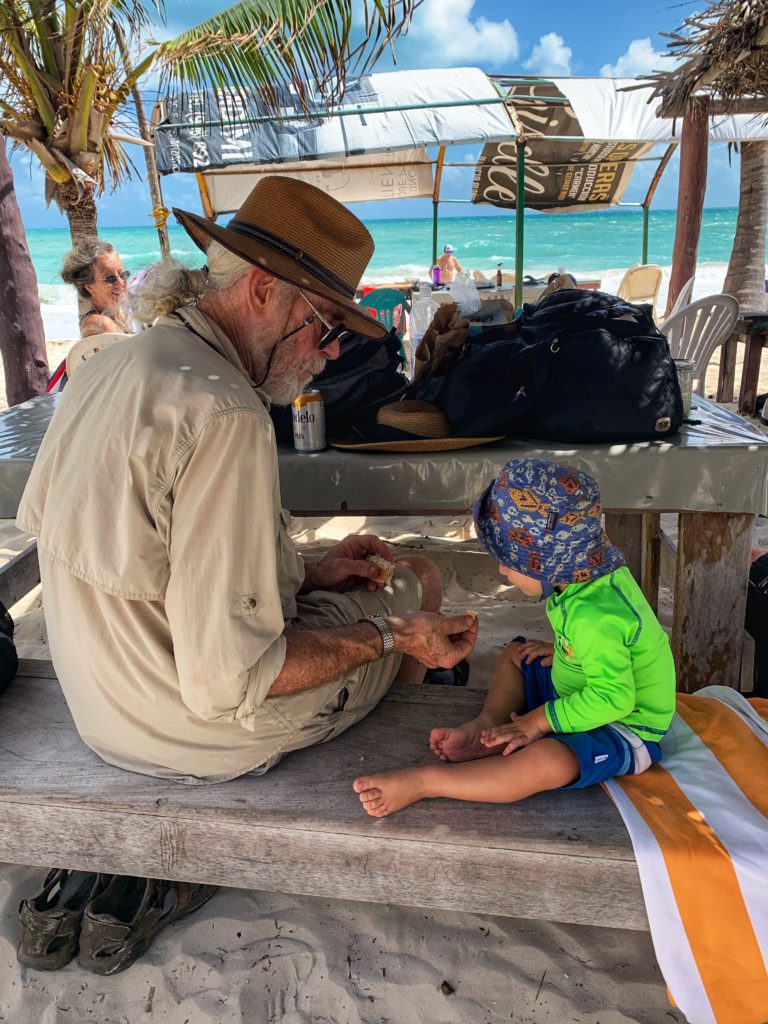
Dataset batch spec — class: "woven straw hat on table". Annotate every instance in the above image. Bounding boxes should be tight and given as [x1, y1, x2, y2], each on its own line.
[330, 401, 505, 453]
[173, 176, 387, 339]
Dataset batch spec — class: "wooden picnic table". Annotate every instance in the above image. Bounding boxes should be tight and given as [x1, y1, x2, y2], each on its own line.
[717, 311, 768, 414]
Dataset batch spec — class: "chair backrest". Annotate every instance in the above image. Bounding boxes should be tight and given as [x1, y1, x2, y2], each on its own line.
[360, 287, 408, 336]
[661, 294, 740, 395]
[660, 276, 695, 328]
[616, 264, 663, 316]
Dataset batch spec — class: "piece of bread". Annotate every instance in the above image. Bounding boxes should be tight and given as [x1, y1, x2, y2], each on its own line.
[367, 554, 395, 585]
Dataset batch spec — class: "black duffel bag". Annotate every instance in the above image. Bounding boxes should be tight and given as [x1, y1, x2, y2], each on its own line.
[409, 289, 684, 443]
[271, 328, 408, 443]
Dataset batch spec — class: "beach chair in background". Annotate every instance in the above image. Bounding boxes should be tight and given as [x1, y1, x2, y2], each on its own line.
[617, 264, 663, 318]
[360, 287, 409, 337]
[662, 294, 739, 395]
[659, 276, 695, 329]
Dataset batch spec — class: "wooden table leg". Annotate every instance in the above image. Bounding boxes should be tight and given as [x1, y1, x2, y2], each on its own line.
[671, 512, 753, 692]
[738, 331, 766, 415]
[604, 512, 660, 614]
[717, 331, 739, 403]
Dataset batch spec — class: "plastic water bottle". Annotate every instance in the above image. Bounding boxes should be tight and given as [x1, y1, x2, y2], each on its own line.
[408, 283, 438, 377]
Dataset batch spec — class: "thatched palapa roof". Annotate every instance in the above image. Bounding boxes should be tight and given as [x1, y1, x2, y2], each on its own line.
[647, 0, 768, 116]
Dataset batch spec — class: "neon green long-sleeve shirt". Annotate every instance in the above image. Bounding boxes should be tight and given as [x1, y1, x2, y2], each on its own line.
[544, 566, 676, 741]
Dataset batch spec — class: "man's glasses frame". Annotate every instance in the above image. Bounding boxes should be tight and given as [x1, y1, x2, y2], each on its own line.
[101, 270, 131, 285]
[290, 290, 349, 350]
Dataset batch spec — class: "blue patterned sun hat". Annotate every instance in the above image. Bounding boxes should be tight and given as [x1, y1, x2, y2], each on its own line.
[473, 458, 625, 592]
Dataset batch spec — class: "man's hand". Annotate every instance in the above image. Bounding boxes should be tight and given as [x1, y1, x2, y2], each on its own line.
[389, 612, 478, 669]
[480, 707, 551, 755]
[303, 533, 393, 593]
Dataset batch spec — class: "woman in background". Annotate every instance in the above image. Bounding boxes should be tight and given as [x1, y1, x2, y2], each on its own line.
[61, 240, 130, 338]
[47, 241, 131, 391]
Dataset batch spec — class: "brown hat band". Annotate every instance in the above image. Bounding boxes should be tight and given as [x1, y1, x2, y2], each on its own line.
[227, 218, 356, 299]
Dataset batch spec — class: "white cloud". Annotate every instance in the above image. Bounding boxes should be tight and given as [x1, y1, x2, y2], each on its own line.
[524, 33, 572, 76]
[405, 0, 519, 67]
[600, 38, 668, 78]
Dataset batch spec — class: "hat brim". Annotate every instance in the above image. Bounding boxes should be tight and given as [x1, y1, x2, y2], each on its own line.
[329, 435, 505, 453]
[173, 208, 389, 340]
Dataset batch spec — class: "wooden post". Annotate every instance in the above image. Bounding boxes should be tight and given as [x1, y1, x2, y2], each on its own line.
[604, 512, 660, 614]
[671, 512, 753, 692]
[717, 329, 740, 402]
[665, 101, 709, 318]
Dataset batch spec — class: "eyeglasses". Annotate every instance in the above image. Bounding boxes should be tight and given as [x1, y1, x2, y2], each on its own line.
[297, 291, 349, 350]
[102, 271, 130, 285]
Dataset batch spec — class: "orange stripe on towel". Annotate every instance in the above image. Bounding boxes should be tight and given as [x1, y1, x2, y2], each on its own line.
[618, 766, 768, 1024]
[676, 695, 768, 819]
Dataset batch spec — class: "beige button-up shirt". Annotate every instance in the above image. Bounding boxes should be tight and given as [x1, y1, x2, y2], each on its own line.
[17, 308, 305, 782]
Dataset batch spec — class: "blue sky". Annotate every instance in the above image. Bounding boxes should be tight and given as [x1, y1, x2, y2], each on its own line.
[11, 0, 741, 229]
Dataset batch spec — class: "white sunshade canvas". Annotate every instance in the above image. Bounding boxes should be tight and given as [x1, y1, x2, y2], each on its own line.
[200, 149, 434, 217]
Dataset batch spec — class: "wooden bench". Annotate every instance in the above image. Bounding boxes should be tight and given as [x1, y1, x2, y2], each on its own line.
[0, 662, 647, 931]
[0, 539, 647, 932]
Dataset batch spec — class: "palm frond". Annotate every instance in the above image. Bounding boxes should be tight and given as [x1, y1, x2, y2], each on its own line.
[153, 0, 417, 111]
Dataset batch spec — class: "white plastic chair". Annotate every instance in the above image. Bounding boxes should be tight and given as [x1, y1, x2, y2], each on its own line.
[616, 264, 664, 318]
[659, 276, 695, 330]
[661, 294, 739, 395]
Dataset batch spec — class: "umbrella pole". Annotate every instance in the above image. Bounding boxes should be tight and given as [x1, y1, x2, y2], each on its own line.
[515, 140, 525, 308]
[642, 205, 649, 264]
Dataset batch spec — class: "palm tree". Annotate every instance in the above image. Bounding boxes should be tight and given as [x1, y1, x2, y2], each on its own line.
[723, 141, 768, 310]
[0, 1, 416, 403]
[0, 0, 417, 244]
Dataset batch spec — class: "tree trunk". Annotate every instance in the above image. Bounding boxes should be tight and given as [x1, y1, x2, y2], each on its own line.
[58, 182, 99, 246]
[56, 181, 99, 318]
[723, 141, 768, 312]
[0, 139, 50, 406]
[114, 24, 171, 261]
[665, 101, 709, 318]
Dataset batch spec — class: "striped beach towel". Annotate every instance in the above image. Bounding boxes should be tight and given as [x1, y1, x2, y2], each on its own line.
[604, 687, 768, 1024]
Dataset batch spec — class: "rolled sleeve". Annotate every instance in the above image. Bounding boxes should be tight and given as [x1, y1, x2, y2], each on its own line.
[163, 410, 293, 726]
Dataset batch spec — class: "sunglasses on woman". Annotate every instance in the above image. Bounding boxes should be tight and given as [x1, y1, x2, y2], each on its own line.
[102, 270, 131, 285]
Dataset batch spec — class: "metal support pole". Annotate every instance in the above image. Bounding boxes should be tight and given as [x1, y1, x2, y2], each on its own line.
[432, 146, 446, 270]
[642, 205, 650, 264]
[432, 201, 439, 267]
[515, 140, 525, 309]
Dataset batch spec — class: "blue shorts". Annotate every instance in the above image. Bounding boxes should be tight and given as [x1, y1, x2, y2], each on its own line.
[521, 657, 662, 789]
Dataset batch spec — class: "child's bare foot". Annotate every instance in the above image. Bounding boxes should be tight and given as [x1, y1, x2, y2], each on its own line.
[429, 717, 500, 762]
[353, 768, 430, 817]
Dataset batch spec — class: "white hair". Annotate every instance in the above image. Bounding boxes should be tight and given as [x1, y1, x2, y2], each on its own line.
[129, 241, 255, 324]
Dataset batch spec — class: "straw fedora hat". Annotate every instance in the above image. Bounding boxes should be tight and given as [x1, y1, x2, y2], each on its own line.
[330, 400, 505, 453]
[173, 176, 387, 339]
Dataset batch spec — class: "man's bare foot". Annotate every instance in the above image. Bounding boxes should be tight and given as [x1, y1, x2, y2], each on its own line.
[429, 717, 501, 762]
[353, 768, 430, 817]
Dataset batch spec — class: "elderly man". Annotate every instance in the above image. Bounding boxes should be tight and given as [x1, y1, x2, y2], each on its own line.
[18, 177, 477, 787]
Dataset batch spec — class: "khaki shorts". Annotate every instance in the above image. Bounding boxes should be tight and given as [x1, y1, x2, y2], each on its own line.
[256, 564, 421, 771]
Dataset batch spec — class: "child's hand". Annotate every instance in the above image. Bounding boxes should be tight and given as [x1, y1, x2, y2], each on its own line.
[517, 640, 555, 667]
[480, 709, 550, 755]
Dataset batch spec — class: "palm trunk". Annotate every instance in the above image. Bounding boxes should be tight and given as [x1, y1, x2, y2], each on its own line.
[723, 141, 768, 312]
[56, 181, 99, 318]
[59, 182, 99, 246]
[114, 24, 171, 261]
[0, 139, 50, 406]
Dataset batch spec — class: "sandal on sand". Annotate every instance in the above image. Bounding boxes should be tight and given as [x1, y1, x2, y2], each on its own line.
[18, 869, 109, 970]
[78, 876, 218, 975]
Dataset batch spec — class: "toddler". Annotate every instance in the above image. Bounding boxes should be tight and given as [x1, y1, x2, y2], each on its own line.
[354, 458, 676, 816]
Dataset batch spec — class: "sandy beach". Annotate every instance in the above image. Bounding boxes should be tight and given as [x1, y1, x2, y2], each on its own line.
[0, 292, 765, 1024]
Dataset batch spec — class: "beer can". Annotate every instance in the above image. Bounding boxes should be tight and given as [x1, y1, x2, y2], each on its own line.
[292, 390, 326, 452]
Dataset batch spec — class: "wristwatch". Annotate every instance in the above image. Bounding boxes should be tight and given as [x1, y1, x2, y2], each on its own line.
[367, 614, 395, 659]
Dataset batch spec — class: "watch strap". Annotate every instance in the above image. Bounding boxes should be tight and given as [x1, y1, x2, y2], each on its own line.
[366, 614, 395, 659]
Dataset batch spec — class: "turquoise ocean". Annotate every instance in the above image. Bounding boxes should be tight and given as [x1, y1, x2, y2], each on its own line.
[27, 207, 750, 289]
